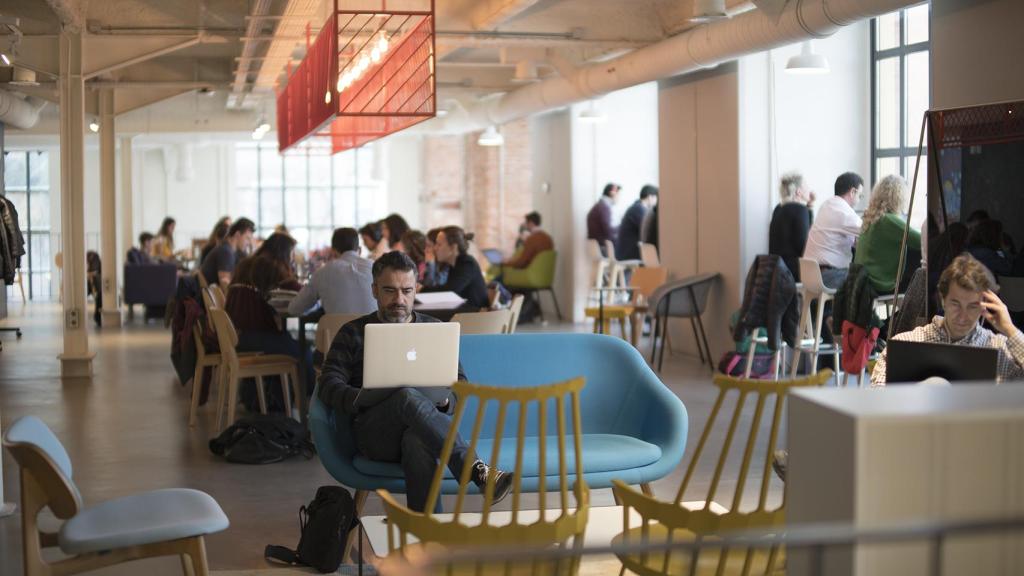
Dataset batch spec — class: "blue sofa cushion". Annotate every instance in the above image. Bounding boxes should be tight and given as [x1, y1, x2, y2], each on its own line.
[352, 433, 661, 479]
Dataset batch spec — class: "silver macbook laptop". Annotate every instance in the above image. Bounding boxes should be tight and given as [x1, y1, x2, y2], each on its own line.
[360, 322, 461, 405]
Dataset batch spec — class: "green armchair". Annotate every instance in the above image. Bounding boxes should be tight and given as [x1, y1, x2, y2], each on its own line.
[501, 249, 562, 321]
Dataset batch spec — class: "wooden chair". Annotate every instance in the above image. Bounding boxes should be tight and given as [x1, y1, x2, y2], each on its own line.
[452, 309, 514, 335]
[379, 377, 589, 575]
[639, 242, 661, 267]
[315, 313, 363, 360]
[208, 308, 301, 431]
[507, 294, 525, 333]
[585, 268, 667, 343]
[605, 240, 641, 292]
[612, 369, 832, 575]
[196, 269, 210, 291]
[4, 416, 228, 576]
[207, 284, 226, 309]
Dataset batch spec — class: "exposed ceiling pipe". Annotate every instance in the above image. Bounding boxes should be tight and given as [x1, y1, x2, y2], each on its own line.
[229, 0, 274, 109]
[438, 0, 919, 133]
[0, 90, 48, 129]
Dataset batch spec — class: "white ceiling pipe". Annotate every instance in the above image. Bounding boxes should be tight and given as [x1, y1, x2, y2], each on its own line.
[438, 0, 919, 133]
[0, 91, 47, 130]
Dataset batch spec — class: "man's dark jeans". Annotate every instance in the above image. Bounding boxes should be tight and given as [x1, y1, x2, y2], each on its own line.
[353, 388, 473, 513]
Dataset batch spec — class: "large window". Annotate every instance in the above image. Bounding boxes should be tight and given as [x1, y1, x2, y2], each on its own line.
[872, 2, 930, 224]
[235, 143, 386, 251]
[3, 150, 53, 301]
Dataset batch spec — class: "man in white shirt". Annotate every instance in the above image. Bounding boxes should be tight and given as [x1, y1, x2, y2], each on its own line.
[803, 172, 865, 288]
[287, 228, 377, 317]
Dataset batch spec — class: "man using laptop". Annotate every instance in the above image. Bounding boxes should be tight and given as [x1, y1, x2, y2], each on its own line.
[318, 251, 513, 512]
[871, 254, 1024, 386]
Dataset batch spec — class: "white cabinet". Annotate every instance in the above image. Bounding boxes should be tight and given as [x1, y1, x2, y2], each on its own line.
[787, 386, 1024, 576]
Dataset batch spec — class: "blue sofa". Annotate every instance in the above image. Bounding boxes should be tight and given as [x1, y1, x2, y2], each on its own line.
[310, 333, 688, 497]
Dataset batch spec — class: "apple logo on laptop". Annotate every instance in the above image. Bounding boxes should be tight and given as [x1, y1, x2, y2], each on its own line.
[406, 348, 417, 362]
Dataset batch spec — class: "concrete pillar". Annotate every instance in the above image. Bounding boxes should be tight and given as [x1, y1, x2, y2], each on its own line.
[98, 91, 121, 326]
[99, 89, 121, 326]
[120, 136, 134, 297]
[57, 31, 94, 377]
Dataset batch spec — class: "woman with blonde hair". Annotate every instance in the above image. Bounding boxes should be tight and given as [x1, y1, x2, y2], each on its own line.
[768, 171, 815, 280]
[854, 174, 921, 293]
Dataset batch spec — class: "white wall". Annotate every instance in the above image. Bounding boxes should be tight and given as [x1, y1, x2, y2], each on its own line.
[382, 133, 424, 230]
[737, 24, 872, 276]
[568, 82, 660, 320]
[530, 109, 574, 322]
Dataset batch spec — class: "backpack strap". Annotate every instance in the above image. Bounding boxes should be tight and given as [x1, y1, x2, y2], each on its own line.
[264, 544, 302, 566]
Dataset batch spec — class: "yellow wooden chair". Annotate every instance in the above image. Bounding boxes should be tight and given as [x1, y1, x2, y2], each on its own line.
[378, 377, 590, 575]
[612, 369, 833, 576]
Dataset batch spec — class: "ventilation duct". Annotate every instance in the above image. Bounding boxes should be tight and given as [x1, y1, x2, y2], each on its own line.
[438, 0, 919, 133]
[0, 90, 46, 129]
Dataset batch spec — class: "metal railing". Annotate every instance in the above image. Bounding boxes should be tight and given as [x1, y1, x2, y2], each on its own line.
[376, 515, 1024, 576]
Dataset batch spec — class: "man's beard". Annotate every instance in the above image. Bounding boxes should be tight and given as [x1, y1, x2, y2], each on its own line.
[381, 305, 410, 323]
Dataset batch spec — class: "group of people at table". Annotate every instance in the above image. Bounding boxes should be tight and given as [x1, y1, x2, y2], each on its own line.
[766, 170, 1024, 385]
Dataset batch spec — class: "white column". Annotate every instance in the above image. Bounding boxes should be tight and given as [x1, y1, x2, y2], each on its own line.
[120, 136, 134, 299]
[57, 31, 94, 377]
[99, 89, 121, 326]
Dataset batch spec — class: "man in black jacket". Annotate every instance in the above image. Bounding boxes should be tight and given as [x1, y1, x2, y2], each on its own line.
[318, 251, 512, 512]
[616, 185, 658, 261]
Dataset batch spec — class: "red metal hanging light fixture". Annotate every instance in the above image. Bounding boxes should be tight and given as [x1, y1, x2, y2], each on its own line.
[277, 0, 436, 154]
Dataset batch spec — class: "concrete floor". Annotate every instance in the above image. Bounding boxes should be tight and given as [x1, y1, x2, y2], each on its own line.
[0, 301, 790, 574]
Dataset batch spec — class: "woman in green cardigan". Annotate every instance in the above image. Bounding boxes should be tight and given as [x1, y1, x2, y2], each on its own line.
[854, 174, 921, 293]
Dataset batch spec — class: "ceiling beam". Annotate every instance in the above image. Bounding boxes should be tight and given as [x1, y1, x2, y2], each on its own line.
[44, 0, 85, 34]
[229, 0, 274, 109]
[84, 36, 204, 80]
[470, 0, 542, 30]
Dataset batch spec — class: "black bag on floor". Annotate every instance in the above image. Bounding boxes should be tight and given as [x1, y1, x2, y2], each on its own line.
[209, 414, 313, 464]
[265, 486, 363, 573]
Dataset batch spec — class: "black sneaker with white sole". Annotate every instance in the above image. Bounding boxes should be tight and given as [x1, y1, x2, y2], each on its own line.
[472, 460, 515, 505]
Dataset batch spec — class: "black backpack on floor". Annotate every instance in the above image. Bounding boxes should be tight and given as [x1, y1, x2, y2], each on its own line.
[209, 414, 313, 464]
[265, 486, 363, 573]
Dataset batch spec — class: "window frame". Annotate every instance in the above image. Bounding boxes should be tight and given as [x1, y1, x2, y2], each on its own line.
[870, 4, 931, 188]
[239, 143, 378, 252]
[3, 150, 52, 300]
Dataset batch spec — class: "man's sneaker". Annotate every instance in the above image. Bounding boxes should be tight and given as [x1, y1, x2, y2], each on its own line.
[472, 460, 515, 505]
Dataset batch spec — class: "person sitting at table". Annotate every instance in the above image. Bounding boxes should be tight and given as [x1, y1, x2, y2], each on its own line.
[318, 251, 514, 512]
[201, 217, 255, 288]
[287, 227, 376, 317]
[225, 233, 314, 412]
[871, 254, 1024, 386]
[382, 213, 410, 253]
[419, 226, 490, 310]
[399, 229, 429, 283]
[360, 221, 388, 260]
[126, 232, 155, 265]
[199, 216, 231, 264]
[423, 228, 448, 288]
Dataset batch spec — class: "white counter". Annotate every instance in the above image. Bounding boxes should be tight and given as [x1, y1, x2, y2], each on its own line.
[787, 385, 1024, 576]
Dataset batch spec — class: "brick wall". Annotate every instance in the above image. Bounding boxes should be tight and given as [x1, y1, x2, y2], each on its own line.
[422, 134, 466, 230]
[421, 120, 533, 256]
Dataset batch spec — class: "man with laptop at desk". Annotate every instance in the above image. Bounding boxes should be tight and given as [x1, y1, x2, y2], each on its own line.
[318, 251, 513, 513]
[872, 254, 1024, 386]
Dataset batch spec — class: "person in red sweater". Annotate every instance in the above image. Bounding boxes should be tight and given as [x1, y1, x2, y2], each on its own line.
[503, 211, 554, 269]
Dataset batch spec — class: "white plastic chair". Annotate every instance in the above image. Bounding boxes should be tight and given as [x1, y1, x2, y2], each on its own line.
[604, 239, 642, 291]
[452, 309, 514, 335]
[507, 294, 525, 333]
[588, 239, 609, 290]
[789, 258, 841, 379]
